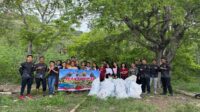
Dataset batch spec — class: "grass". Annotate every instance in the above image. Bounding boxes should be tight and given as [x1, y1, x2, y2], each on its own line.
[1, 92, 200, 112]
[77, 96, 157, 112]
[0, 92, 87, 112]
[173, 78, 200, 93]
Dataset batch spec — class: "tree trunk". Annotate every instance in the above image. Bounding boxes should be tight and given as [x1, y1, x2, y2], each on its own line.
[27, 40, 33, 54]
[155, 49, 164, 65]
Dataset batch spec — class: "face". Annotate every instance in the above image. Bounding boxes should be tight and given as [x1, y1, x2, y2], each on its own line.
[131, 63, 136, 68]
[87, 63, 90, 67]
[152, 60, 157, 64]
[113, 62, 117, 67]
[71, 62, 75, 66]
[81, 62, 85, 66]
[106, 64, 110, 68]
[57, 61, 61, 65]
[27, 56, 33, 62]
[39, 57, 44, 63]
[161, 59, 166, 63]
[62, 62, 66, 67]
[142, 60, 147, 64]
[93, 63, 96, 67]
[122, 64, 125, 68]
[100, 64, 104, 68]
[50, 62, 55, 67]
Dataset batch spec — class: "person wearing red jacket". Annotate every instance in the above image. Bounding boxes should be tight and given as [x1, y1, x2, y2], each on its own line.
[120, 63, 129, 80]
[99, 63, 106, 82]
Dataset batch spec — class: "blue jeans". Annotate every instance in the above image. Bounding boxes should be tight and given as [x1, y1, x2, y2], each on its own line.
[48, 75, 56, 95]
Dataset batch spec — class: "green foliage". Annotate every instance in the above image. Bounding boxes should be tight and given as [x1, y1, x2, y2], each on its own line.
[0, 45, 25, 84]
[68, 29, 154, 64]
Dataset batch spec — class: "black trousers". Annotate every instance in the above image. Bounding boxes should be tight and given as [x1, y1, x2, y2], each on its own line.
[35, 78, 47, 92]
[20, 78, 33, 95]
[161, 77, 173, 94]
[141, 77, 150, 93]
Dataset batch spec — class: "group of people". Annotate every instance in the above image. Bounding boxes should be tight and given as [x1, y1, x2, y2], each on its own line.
[18, 55, 173, 100]
[99, 58, 173, 96]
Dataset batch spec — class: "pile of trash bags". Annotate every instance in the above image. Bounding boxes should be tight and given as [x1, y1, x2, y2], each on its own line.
[88, 75, 142, 100]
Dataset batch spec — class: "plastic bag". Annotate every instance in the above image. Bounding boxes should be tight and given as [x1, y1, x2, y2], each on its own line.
[89, 76, 142, 100]
[88, 78, 100, 96]
[125, 80, 142, 99]
[113, 79, 128, 99]
[97, 78, 115, 99]
[125, 75, 137, 82]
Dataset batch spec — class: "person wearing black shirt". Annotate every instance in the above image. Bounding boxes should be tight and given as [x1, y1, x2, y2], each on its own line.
[149, 59, 159, 94]
[35, 56, 47, 96]
[135, 59, 142, 84]
[47, 61, 59, 97]
[18, 55, 35, 100]
[140, 59, 151, 94]
[160, 58, 173, 96]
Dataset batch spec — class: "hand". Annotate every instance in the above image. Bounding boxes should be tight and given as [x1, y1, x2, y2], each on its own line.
[49, 67, 53, 71]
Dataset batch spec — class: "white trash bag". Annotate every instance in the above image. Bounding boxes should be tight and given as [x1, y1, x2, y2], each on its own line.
[97, 78, 115, 99]
[125, 80, 142, 99]
[125, 75, 137, 82]
[88, 78, 100, 96]
[113, 79, 128, 99]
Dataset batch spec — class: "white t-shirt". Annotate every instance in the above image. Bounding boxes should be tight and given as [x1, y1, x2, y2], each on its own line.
[106, 68, 113, 75]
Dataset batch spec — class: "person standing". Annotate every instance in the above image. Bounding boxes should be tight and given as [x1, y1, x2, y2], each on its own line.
[19, 55, 35, 100]
[105, 63, 113, 78]
[35, 56, 48, 96]
[120, 63, 129, 80]
[135, 59, 142, 84]
[55, 60, 62, 91]
[56, 60, 62, 69]
[80, 61, 86, 70]
[69, 61, 78, 70]
[149, 59, 159, 94]
[86, 62, 92, 70]
[92, 62, 99, 70]
[61, 62, 67, 69]
[160, 58, 173, 96]
[112, 62, 120, 78]
[65, 59, 71, 69]
[140, 59, 151, 94]
[129, 63, 138, 76]
[47, 61, 59, 97]
[99, 63, 106, 82]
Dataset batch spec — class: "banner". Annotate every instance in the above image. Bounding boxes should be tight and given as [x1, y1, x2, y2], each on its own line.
[58, 69, 100, 91]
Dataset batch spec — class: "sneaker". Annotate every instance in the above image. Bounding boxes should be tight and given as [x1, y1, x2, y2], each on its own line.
[154, 91, 157, 95]
[19, 95, 25, 100]
[49, 95, 53, 98]
[26, 94, 33, 99]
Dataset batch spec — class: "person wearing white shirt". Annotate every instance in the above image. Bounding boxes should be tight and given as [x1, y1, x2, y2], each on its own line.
[105, 64, 113, 78]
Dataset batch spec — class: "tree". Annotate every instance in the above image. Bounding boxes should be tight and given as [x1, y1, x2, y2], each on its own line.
[1, 0, 83, 55]
[86, 0, 200, 64]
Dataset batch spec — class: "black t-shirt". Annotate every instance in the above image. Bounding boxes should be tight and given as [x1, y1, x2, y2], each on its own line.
[35, 63, 48, 78]
[48, 67, 59, 77]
